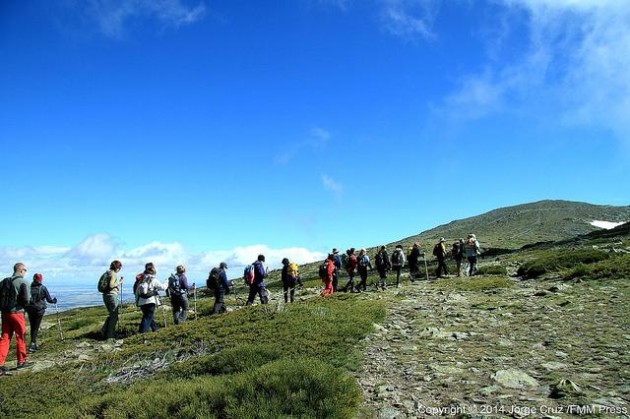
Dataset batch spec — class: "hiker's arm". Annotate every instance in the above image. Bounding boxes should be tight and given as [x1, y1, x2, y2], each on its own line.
[17, 282, 30, 308]
[43, 286, 56, 304]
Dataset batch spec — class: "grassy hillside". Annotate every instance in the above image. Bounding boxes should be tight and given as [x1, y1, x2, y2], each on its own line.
[1, 199, 628, 418]
[390, 200, 630, 253]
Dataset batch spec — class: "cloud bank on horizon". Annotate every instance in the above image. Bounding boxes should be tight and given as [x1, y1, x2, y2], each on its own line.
[0, 233, 326, 285]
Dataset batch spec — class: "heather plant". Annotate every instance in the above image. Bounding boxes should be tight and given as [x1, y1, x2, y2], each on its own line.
[516, 248, 610, 279]
[0, 294, 385, 418]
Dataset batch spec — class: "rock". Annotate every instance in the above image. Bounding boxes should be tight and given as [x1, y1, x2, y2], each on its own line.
[541, 361, 566, 371]
[378, 407, 403, 419]
[491, 369, 539, 389]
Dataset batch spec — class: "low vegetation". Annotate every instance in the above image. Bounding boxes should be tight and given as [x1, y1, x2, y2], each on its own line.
[0, 294, 385, 418]
[1, 201, 628, 418]
[516, 248, 611, 279]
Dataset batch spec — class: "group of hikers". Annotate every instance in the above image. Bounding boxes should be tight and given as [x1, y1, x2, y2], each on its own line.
[0, 234, 481, 375]
[315, 233, 482, 294]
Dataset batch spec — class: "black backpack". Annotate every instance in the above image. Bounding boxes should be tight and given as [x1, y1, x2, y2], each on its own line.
[207, 268, 221, 290]
[318, 261, 329, 279]
[375, 251, 388, 268]
[452, 243, 461, 258]
[0, 277, 18, 313]
[392, 250, 403, 266]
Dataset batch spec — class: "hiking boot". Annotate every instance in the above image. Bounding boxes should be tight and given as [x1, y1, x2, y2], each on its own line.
[0, 366, 11, 376]
[17, 361, 33, 369]
[27, 343, 38, 353]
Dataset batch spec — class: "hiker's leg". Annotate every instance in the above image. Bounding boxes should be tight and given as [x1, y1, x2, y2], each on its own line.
[259, 287, 269, 304]
[102, 293, 119, 338]
[283, 282, 289, 303]
[0, 313, 13, 366]
[246, 285, 257, 305]
[180, 295, 189, 322]
[289, 284, 295, 303]
[29, 311, 43, 347]
[14, 313, 27, 364]
[139, 304, 155, 333]
[171, 297, 180, 324]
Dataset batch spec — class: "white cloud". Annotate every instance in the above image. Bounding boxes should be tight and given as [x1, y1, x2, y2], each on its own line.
[83, 0, 206, 38]
[443, 1, 630, 145]
[321, 174, 343, 197]
[274, 126, 331, 165]
[0, 233, 325, 284]
[379, 0, 437, 41]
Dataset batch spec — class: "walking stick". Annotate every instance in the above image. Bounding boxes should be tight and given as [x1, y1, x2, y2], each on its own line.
[118, 276, 124, 334]
[193, 284, 198, 320]
[55, 302, 64, 341]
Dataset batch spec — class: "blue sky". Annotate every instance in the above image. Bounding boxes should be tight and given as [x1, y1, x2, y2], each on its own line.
[1, 0, 629, 286]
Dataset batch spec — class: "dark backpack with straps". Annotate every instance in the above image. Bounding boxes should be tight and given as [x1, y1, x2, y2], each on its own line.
[168, 274, 182, 296]
[0, 277, 18, 313]
[207, 268, 221, 290]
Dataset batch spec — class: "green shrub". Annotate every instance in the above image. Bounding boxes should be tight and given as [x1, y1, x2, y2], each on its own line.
[516, 248, 610, 279]
[70, 359, 360, 419]
[564, 253, 630, 280]
[476, 265, 508, 276]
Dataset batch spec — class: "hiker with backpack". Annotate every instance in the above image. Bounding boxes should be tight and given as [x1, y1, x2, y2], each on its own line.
[208, 262, 232, 315]
[0, 263, 32, 376]
[374, 246, 392, 290]
[246, 255, 269, 305]
[390, 245, 406, 288]
[320, 254, 336, 296]
[407, 243, 422, 282]
[135, 262, 167, 333]
[25, 273, 57, 353]
[452, 239, 465, 277]
[432, 237, 449, 278]
[168, 265, 194, 325]
[98, 260, 123, 340]
[464, 234, 481, 276]
[356, 249, 373, 292]
[281, 258, 302, 303]
[341, 248, 358, 292]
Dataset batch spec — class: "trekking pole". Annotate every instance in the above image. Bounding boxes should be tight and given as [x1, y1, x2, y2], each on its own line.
[118, 276, 124, 334]
[193, 284, 198, 320]
[55, 302, 64, 341]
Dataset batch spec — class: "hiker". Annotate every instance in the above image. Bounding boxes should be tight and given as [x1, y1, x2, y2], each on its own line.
[135, 262, 166, 333]
[210, 262, 232, 315]
[433, 237, 449, 278]
[331, 248, 342, 292]
[246, 255, 269, 305]
[99, 260, 123, 340]
[407, 243, 422, 282]
[25, 273, 57, 353]
[465, 234, 481, 276]
[452, 239, 465, 277]
[168, 265, 194, 325]
[341, 248, 358, 292]
[356, 249, 373, 292]
[390, 245, 406, 288]
[281, 258, 302, 303]
[374, 246, 391, 290]
[321, 254, 335, 296]
[0, 263, 32, 376]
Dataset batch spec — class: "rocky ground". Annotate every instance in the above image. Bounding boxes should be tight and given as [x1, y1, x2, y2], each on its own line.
[353, 275, 630, 418]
